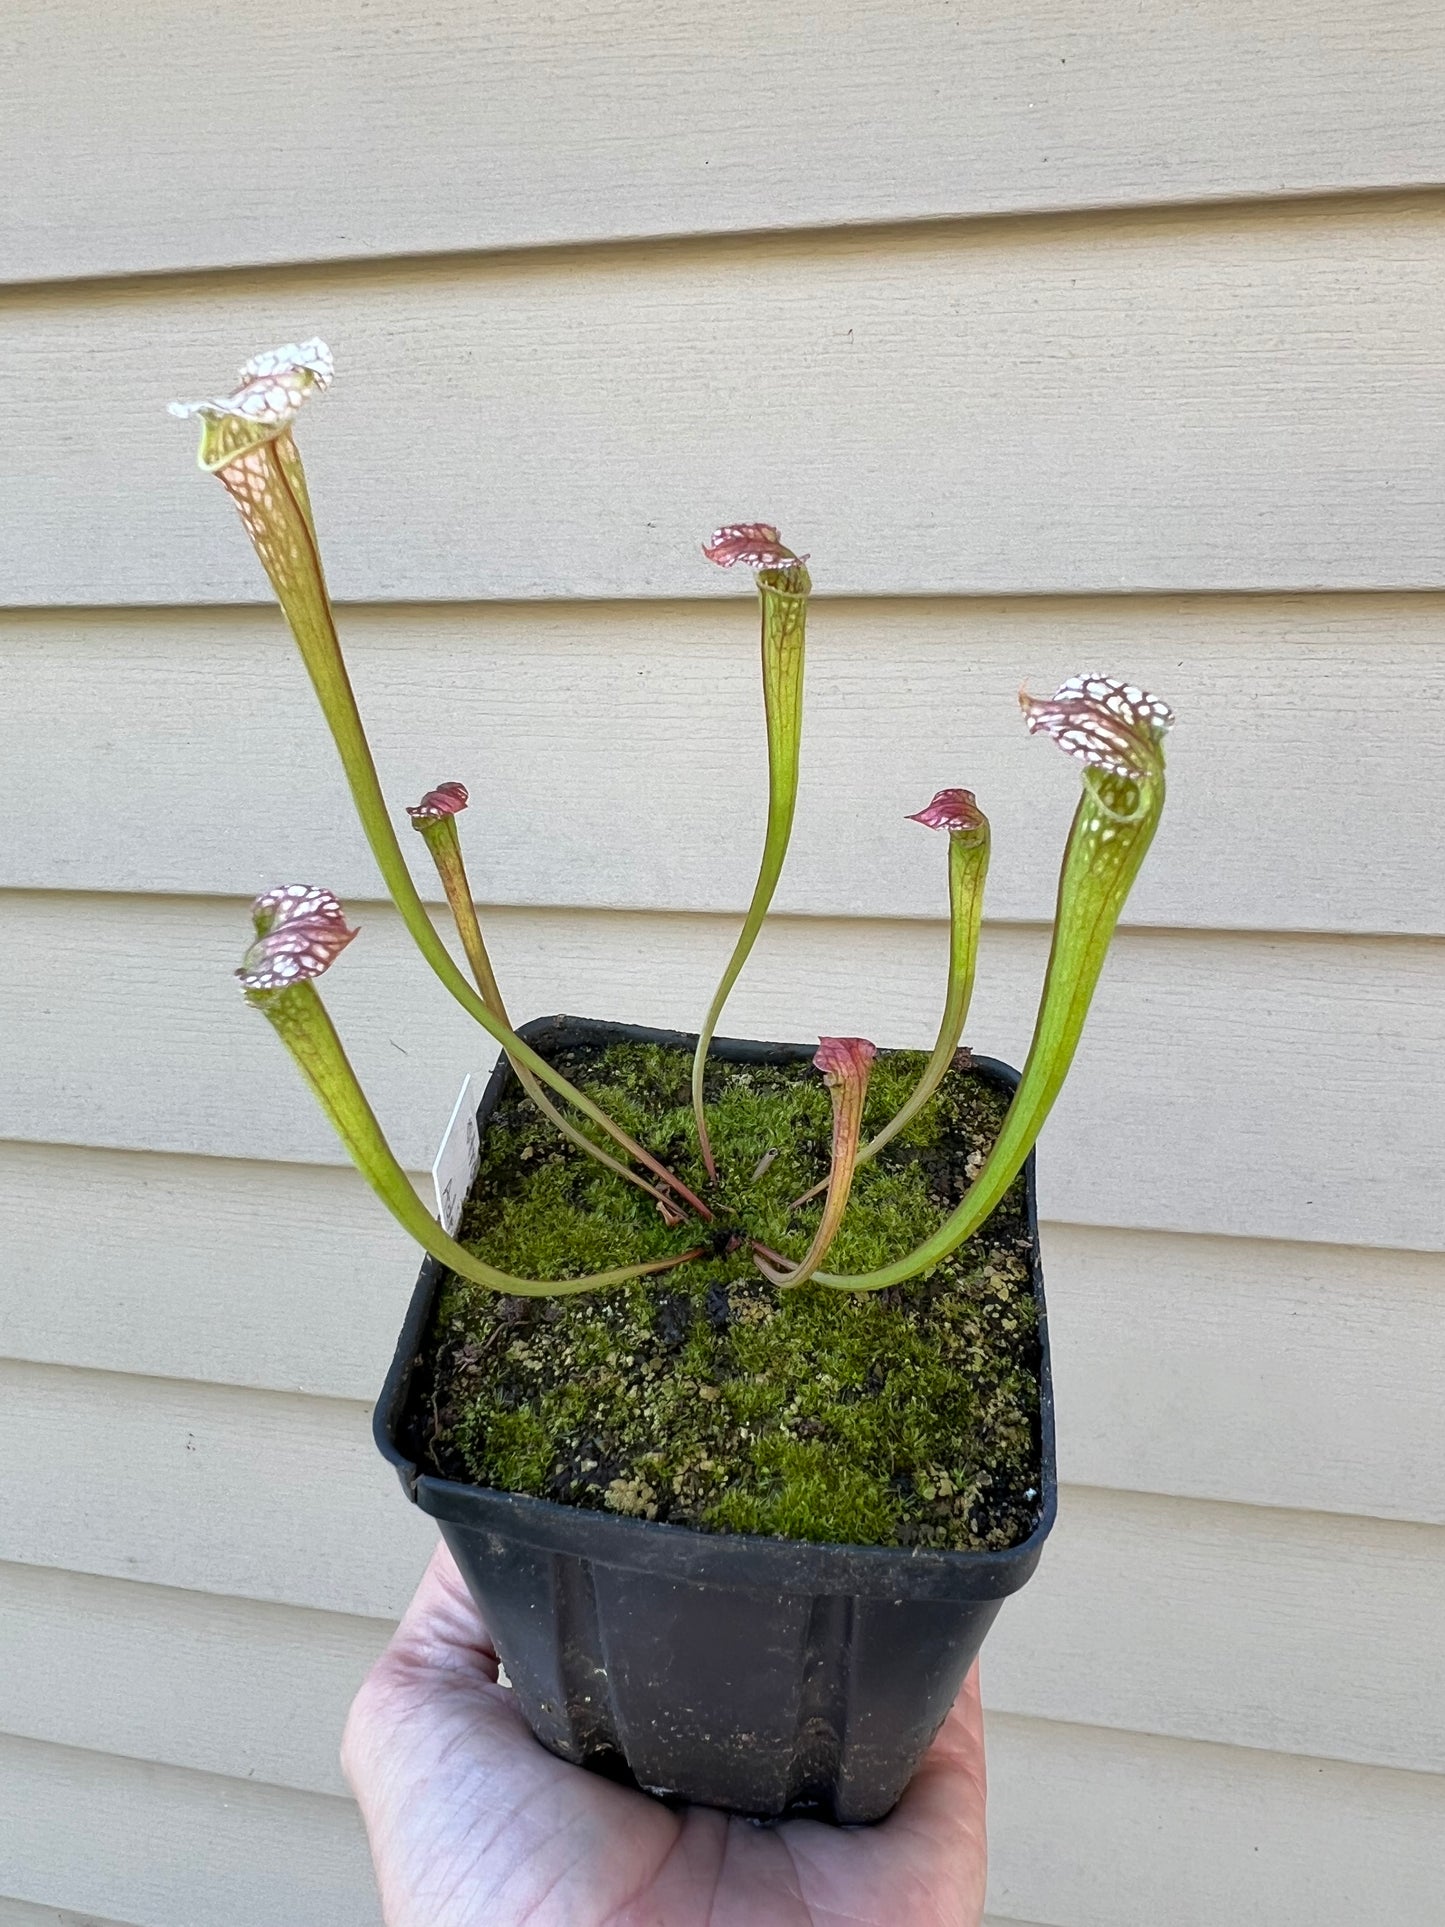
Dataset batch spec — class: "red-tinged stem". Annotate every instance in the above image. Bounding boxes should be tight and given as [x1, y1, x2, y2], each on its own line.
[755, 1038, 875, 1289]
[749, 1240, 793, 1270]
[414, 812, 710, 1217]
[790, 815, 988, 1209]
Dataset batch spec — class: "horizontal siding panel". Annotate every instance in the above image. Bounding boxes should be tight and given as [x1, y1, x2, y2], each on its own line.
[6, 198, 1445, 606]
[6, 1, 1445, 282]
[0, 1738, 378, 1927]
[0, 1147, 415, 1403]
[5, 594, 1443, 937]
[0, 1900, 138, 1927]
[2, 892, 1440, 1249]
[3, 1484, 1440, 1785]
[988, 1488, 1445, 1776]
[0, 1563, 385, 1797]
[3, 1723, 1440, 1927]
[984, 1715, 1445, 1927]
[1047, 1226, 1445, 1526]
[0, 1363, 433, 1621]
[5, 1143, 1444, 1524]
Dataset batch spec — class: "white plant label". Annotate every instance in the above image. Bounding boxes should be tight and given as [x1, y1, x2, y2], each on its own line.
[432, 1073, 486, 1235]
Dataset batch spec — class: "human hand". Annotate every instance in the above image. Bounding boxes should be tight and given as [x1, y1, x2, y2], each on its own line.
[343, 1542, 988, 1926]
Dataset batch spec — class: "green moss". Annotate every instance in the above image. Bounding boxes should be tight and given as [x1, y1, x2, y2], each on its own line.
[405, 1040, 1043, 1552]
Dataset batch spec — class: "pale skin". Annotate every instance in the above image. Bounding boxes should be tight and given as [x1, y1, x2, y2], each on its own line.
[344, 1544, 989, 1927]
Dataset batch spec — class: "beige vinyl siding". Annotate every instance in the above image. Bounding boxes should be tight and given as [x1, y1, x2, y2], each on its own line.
[0, 1898, 144, 1927]
[8, 1729, 1440, 1927]
[5, 894, 1441, 1249]
[981, 1722, 1445, 1927]
[4, 595, 1444, 936]
[7, 1, 1445, 283]
[3, 6, 1443, 1923]
[6, 198, 1445, 609]
[4, 1721, 1443, 1927]
[0, 1738, 377, 1927]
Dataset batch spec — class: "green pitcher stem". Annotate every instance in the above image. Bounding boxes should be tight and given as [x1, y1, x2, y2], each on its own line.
[250, 981, 704, 1296]
[215, 432, 709, 1218]
[691, 568, 810, 1178]
[816, 768, 1163, 1290]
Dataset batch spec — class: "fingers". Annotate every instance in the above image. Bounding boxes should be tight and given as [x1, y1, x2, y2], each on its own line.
[883, 1661, 988, 1877]
[341, 1538, 506, 1802]
[760, 1663, 988, 1927]
[925, 1659, 987, 1785]
[386, 1538, 500, 1676]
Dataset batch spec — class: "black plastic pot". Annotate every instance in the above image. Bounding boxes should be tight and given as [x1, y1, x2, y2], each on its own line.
[376, 1016, 1056, 1824]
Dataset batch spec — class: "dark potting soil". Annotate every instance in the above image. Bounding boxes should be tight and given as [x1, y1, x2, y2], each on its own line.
[402, 1039, 1043, 1552]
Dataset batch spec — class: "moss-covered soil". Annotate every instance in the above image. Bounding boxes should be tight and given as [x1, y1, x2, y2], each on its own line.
[402, 1038, 1043, 1552]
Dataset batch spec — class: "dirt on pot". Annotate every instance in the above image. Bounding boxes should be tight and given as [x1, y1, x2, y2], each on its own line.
[402, 1039, 1043, 1552]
